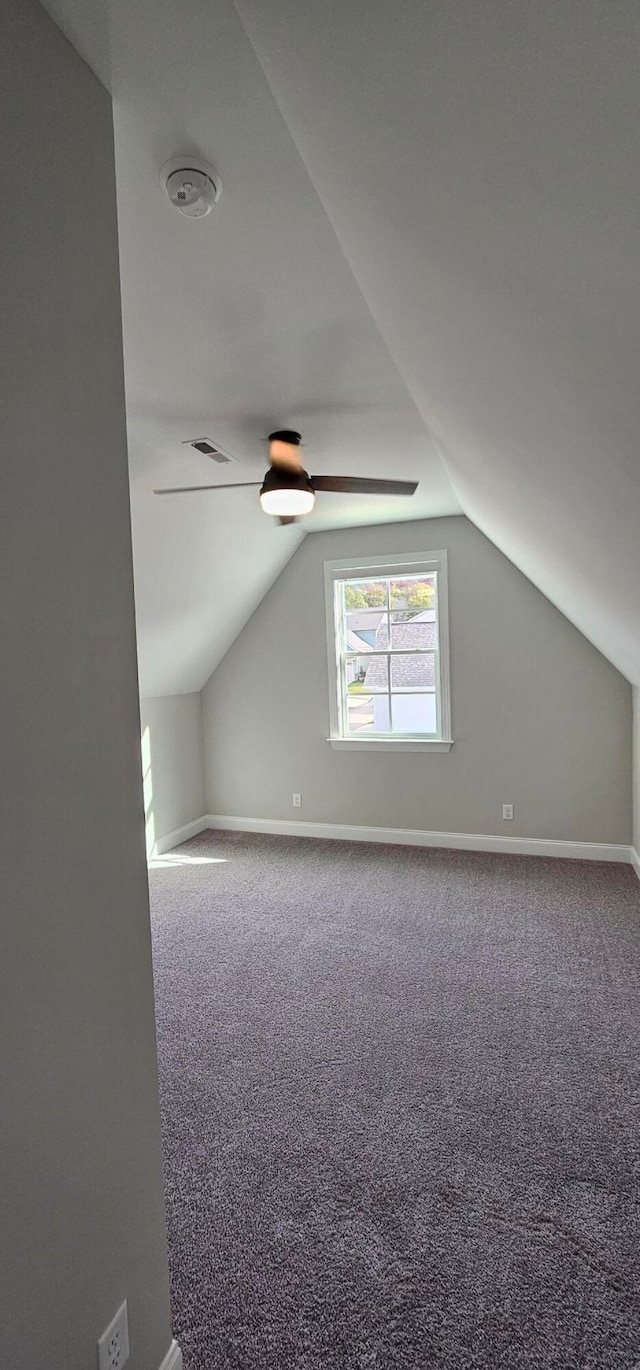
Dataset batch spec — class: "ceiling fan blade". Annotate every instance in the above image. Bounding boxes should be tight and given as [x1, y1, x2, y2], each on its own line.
[310, 475, 418, 496]
[153, 481, 263, 495]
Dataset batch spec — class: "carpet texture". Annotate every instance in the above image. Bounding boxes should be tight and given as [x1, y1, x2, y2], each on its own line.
[149, 832, 640, 1369]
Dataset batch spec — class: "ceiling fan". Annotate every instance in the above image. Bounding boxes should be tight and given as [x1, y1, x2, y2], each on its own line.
[154, 430, 418, 524]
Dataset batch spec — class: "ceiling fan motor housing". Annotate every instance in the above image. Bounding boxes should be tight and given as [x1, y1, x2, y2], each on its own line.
[268, 430, 303, 471]
[260, 458, 315, 520]
[268, 430, 302, 446]
[260, 465, 313, 497]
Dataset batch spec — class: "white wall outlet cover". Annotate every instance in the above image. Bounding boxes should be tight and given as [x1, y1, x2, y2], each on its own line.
[98, 1299, 129, 1370]
[292, 793, 302, 807]
[502, 804, 514, 820]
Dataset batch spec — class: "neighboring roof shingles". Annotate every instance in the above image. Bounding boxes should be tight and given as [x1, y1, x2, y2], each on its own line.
[362, 611, 436, 690]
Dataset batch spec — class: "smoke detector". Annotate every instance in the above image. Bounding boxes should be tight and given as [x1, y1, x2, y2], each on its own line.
[160, 156, 222, 218]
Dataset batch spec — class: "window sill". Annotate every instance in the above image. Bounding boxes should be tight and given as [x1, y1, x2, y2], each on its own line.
[328, 737, 454, 753]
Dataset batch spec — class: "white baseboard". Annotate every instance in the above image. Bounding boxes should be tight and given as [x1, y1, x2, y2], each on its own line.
[202, 814, 632, 865]
[631, 847, 640, 882]
[158, 1340, 182, 1370]
[153, 816, 210, 857]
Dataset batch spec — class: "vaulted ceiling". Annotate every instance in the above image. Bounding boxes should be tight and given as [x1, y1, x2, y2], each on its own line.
[43, 0, 640, 693]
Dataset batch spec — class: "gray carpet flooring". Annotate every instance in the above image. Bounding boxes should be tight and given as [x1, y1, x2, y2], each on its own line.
[149, 831, 640, 1369]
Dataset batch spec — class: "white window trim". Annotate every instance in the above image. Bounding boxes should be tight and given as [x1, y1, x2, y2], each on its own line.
[324, 550, 453, 753]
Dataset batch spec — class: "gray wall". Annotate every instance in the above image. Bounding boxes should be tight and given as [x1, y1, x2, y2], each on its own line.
[0, 4, 172, 1368]
[203, 517, 631, 844]
[141, 694, 206, 850]
[633, 688, 640, 855]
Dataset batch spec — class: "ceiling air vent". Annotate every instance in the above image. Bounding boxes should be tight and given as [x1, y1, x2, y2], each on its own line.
[184, 438, 234, 463]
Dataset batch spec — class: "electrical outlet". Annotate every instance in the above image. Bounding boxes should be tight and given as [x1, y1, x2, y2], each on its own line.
[98, 1301, 129, 1370]
[502, 804, 514, 821]
[292, 793, 302, 808]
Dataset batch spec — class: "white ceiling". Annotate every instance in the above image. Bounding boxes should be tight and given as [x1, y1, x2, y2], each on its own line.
[42, 0, 459, 696]
[44, 0, 640, 691]
[235, 0, 640, 687]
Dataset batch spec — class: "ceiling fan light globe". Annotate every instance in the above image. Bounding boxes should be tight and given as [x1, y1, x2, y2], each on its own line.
[260, 486, 315, 517]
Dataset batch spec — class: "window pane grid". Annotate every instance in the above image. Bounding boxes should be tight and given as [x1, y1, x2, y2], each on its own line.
[338, 571, 440, 738]
[387, 653, 392, 731]
[343, 648, 437, 658]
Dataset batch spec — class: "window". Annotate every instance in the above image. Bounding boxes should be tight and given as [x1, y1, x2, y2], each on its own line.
[324, 551, 452, 751]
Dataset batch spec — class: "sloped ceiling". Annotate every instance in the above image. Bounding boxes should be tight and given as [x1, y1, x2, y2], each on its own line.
[43, 0, 640, 689]
[234, 0, 640, 687]
[41, 0, 459, 697]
